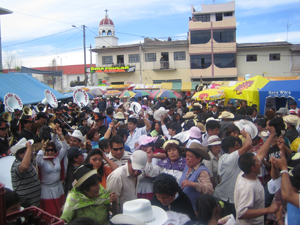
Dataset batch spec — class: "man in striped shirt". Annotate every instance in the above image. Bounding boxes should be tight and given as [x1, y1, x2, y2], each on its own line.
[105, 135, 132, 167]
[11, 138, 41, 207]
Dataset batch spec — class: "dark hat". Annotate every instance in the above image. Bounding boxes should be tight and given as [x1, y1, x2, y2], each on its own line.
[290, 100, 297, 106]
[36, 112, 47, 119]
[289, 163, 300, 190]
[20, 114, 33, 122]
[154, 135, 166, 149]
[92, 113, 106, 121]
[268, 117, 285, 137]
[73, 164, 97, 188]
[0, 118, 9, 130]
[182, 142, 210, 160]
[228, 101, 234, 105]
[54, 108, 63, 114]
[67, 147, 87, 160]
[81, 106, 89, 112]
[14, 109, 22, 115]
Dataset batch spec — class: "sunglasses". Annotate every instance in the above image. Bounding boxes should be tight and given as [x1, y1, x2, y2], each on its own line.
[112, 147, 124, 151]
[45, 148, 55, 152]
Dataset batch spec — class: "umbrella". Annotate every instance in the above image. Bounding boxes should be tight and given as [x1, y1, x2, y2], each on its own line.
[104, 90, 122, 97]
[88, 93, 95, 99]
[119, 91, 136, 98]
[80, 87, 90, 91]
[192, 89, 225, 101]
[89, 88, 105, 96]
[133, 90, 151, 97]
[149, 89, 181, 100]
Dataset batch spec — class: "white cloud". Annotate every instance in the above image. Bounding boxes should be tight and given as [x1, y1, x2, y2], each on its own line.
[237, 31, 300, 43]
[235, 0, 300, 9]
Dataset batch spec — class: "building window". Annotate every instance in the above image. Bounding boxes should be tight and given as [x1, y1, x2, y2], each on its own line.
[194, 14, 210, 22]
[214, 53, 236, 68]
[129, 54, 140, 63]
[246, 55, 257, 62]
[174, 51, 186, 61]
[213, 29, 235, 43]
[102, 56, 113, 64]
[224, 12, 233, 17]
[216, 13, 223, 21]
[190, 55, 212, 69]
[269, 53, 280, 61]
[145, 53, 156, 62]
[190, 30, 211, 44]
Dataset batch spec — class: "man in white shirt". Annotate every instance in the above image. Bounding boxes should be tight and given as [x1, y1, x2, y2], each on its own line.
[105, 135, 131, 167]
[213, 129, 252, 217]
[125, 112, 151, 151]
[106, 150, 147, 209]
[234, 153, 280, 224]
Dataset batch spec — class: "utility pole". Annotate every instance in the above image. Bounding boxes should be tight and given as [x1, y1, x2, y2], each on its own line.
[139, 43, 142, 84]
[83, 25, 87, 86]
[90, 44, 93, 86]
[286, 19, 292, 42]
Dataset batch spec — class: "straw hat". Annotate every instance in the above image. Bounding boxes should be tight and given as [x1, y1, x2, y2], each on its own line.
[218, 111, 234, 119]
[207, 135, 222, 146]
[115, 112, 126, 120]
[70, 130, 86, 143]
[182, 142, 210, 160]
[182, 112, 195, 119]
[283, 115, 300, 126]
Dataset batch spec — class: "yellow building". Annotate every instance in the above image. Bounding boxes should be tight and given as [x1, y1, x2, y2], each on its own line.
[189, 1, 237, 83]
[92, 13, 191, 86]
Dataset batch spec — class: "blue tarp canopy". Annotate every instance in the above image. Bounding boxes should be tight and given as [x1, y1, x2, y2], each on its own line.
[259, 80, 300, 115]
[0, 73, 67, 105]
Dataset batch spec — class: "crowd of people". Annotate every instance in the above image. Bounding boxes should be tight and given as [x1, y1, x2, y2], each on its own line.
[2, 94, 300, 225]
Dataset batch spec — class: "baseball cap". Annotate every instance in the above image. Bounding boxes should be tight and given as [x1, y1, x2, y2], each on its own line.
[67, 147, 87, 160]
[130, 150, 147, 171]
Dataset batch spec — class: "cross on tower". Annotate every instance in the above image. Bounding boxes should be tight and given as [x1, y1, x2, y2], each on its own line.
[105, 9, 108, 16]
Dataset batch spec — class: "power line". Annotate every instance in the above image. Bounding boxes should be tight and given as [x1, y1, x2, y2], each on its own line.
[3, 29, 74, 48]
[13, 11, 74, 25]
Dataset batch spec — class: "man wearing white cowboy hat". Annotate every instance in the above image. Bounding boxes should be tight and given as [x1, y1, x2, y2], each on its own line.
[69, 129, 86, 148]
[10, 138, 41, 207]
[107, 150, 148, 208]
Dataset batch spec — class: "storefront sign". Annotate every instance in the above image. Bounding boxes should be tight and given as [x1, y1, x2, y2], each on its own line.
[90, 66, 135, 73]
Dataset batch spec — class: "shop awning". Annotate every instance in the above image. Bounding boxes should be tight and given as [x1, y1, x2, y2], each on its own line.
[161, 82, 199, 91]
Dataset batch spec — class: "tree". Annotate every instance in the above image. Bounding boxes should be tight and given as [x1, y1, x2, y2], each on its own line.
[4, 52, 22, 71]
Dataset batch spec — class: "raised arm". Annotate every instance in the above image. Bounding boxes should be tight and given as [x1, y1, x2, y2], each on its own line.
[238, 129, 252, 156]
[19, 142, 34, 173]
[256, 125, 276, 161]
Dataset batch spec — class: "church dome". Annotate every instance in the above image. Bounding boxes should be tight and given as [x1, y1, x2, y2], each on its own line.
[99, 15, 114, 26]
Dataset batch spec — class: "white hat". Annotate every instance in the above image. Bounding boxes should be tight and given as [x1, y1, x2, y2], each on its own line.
[143, 97, 147, 100]
[206, 117, 220, 123]
[153, 107, 169, 121]
[207, 135, 222, 146]
[11, 138, 34, 154]
[115, 111, 126, 120]
[130, 150, 147, 171]
[129, 102, 142, 115]
[93, 108, 100, 113]
[70, 130, 86, 143]
[234, 119, 258, 139]
[182, 112, 195, 119]
[173, 131, 190, 143]
[283, 115, 300, 126]
[110, 199, 168, 225]
[218, 111, 234, 119]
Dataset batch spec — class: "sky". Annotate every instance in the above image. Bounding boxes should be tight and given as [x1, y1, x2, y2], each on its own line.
[1, 0, 300, 69]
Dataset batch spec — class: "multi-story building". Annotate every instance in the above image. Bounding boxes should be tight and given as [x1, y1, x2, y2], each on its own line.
[189, 1, 237, 83]
[237, 42, 296, 80]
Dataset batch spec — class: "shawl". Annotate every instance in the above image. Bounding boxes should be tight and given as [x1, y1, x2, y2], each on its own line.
[157, 156, 186, 171]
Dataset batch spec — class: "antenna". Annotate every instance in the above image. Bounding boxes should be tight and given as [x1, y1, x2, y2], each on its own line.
[286, 19, 292, 42]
